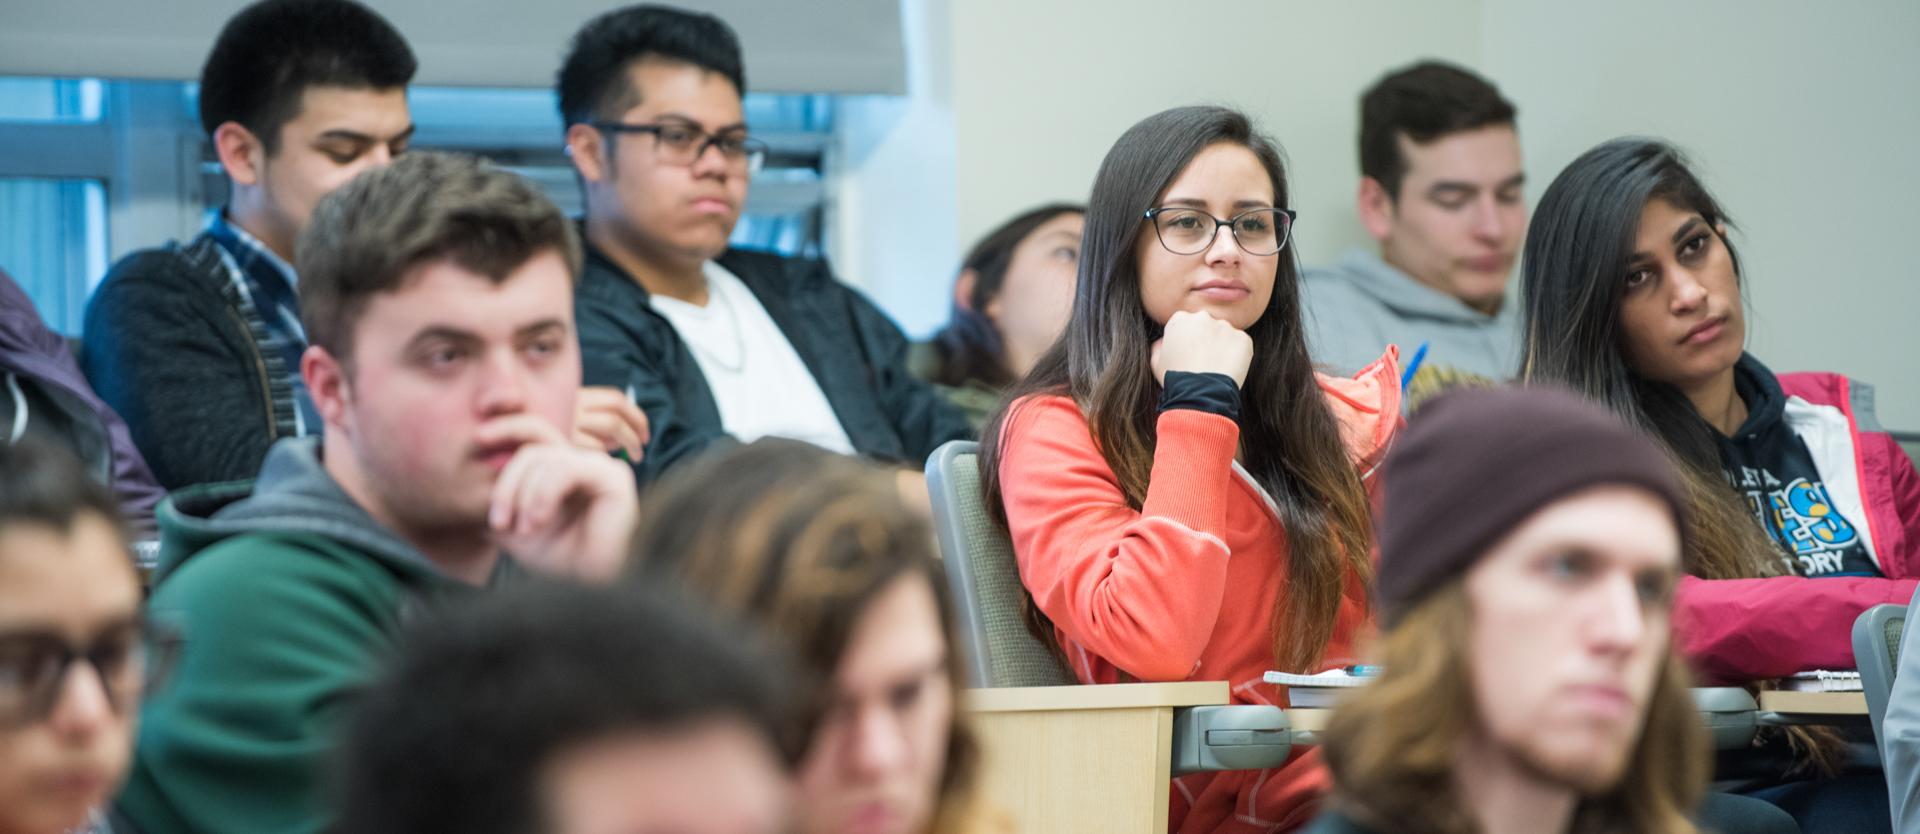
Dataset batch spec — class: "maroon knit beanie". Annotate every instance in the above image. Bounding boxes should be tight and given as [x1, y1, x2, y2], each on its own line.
[1375, 385, 1689, 627]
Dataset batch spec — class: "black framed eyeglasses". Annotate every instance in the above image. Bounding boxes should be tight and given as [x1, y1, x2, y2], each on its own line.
[589, 121, 768, 173]
[0, 618, 181, 728]
[1143, 206, 1297, 256]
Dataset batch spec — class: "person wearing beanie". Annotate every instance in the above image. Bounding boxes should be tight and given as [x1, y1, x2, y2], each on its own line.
[1307, 386, 1796, 834]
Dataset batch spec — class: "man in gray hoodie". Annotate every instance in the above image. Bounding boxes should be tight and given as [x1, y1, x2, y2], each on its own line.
[1302, 61, 1526, 398]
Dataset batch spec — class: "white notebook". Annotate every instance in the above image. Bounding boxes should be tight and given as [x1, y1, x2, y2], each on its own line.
[1265, 669, 1375, 688]
[1265, 669, 1376, 708]
[1778, 670, 1863, 692]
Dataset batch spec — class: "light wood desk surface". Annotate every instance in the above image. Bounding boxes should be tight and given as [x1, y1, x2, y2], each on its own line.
[1288, 693, 1862, 724]
[1757, 690, 1867, 715]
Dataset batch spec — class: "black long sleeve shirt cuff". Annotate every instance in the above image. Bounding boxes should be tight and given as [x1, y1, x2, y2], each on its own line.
[1158, 371, 1241, 423]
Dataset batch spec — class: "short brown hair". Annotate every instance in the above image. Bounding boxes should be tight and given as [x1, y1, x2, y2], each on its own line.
[1322, 583, 1707, 834]
[1359, 60, 1516, 199]
[198, 0, 415, 152]
[297, 151, 583, 361]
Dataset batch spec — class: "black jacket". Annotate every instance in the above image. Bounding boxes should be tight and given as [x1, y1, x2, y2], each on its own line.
[81, 234, 301, 490]
[575, 242, 973, 484]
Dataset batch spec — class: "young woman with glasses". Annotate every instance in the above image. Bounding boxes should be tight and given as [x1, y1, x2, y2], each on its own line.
[0, 439, 173, 834]
[979, 105, 1401, 834]
[1520, 137, 1920, 832]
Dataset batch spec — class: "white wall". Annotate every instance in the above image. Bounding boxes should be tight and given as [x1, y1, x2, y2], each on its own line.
[1482, 0, 1920, 428]
[951, 0, 1484, 277]
[947, 0, 1920, 428]
[10, 0, 1912, 423]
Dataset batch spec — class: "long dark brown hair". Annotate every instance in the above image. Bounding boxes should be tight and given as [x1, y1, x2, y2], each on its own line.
[981, 105, 1375, 674]
[1519, 137, 1842, 772]
[1516, 138, 1777, 585]
[926, 203, 1085, 390]
[1324, 584, 1707, 834]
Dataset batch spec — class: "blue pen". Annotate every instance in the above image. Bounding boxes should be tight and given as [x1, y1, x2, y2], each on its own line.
[1399, 341, 1430, 389]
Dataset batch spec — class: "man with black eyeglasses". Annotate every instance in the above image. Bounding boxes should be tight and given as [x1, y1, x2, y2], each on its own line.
[558, 4, 972, 490]
[0, 439, 163, 834]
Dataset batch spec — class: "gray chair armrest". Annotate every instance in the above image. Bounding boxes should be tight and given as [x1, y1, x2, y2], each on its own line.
[1693, 686, 1759, 750]
[1171, 704, 1293, 775]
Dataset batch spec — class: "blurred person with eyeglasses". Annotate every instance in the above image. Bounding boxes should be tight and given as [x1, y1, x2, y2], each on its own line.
[0, 439, 167, 834]
[559, 4, 971, 495]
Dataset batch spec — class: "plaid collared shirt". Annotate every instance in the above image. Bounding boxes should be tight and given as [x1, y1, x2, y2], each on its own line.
[204, 210, 318, 434]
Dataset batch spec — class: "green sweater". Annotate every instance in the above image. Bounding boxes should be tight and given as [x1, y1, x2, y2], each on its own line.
[117, 438, 477, 834]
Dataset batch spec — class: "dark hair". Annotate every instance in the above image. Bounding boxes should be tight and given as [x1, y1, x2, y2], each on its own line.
[1516, 138, 1762, 573]
[925, 203, 1085, 389]
[0, 438, 127, 544]
[1518, 139, 1742, 412]
[981, 106, 1376, 674]
[556, 3, 746, 130]
[1518, 138, 1846, 773]
[1359, 60, 1516, 199]
[626, 439, 980, 826]
[297, 151, 582, 362]
[198, 0, 416, 152]
[330, 580, 804, 834]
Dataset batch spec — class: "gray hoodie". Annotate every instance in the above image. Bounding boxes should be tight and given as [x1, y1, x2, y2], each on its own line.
[1299, 248, 1520, 383]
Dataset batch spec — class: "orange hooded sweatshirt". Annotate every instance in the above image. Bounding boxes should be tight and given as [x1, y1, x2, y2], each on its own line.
[997, 352, 1399, 833]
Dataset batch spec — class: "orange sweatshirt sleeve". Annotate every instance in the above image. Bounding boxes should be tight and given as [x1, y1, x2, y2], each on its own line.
[997, 396, 1240, 681]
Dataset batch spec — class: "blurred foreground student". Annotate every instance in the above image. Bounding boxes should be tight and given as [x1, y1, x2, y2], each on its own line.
[1312, 387, 1794, 834]
[0, 440, 157, 834]
[332, 581, 801, 834]
[629, 439, 999, 834]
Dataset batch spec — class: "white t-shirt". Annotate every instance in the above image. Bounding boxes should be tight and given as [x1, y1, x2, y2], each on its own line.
[648, 262, 856, 455]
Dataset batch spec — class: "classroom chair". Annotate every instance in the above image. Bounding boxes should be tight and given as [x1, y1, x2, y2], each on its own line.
[1856, 602, 1907, 756]
[926, 440, 1296, 834]
[928, 439, 1772, 834]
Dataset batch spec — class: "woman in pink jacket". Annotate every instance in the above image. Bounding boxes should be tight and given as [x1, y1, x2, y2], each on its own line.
[1520, 136, 1920, 832]
[980, 105, 1399, 833]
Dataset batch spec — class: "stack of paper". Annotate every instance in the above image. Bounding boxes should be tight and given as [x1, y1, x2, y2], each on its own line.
[1265, 668, 1376, 708]
[1779, 670, 1863, 692]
